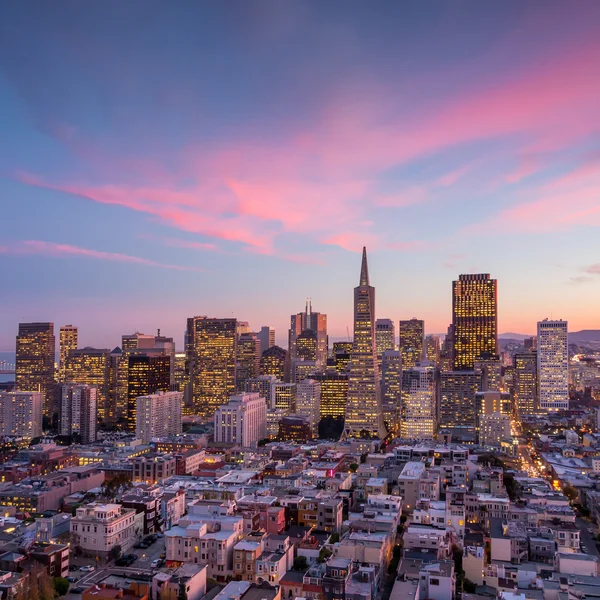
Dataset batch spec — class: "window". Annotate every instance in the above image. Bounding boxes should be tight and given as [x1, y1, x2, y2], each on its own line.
[430, 578, 440, 586]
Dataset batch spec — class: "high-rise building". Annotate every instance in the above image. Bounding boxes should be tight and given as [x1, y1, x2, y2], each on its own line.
[64, 348, 111, 421]
[296, 379, 321, 435]
[537, 319, 569, 412]
[399, 319, 424, 368]
[257, 327, 275, 354]
[289, 301, 328, 367]
[126, 353, 171, 431]
[58, 325, 78, 382]
[452, 273, 498, 370]
[292, 359, 317, 383]
[0, 391, 43, 438]
[278, 416, 312, 442]
[425, 335, 440, 365]
[439, 325, 455, 372]
[136, 391, 183, 443]
[381, 350, 401, 434]
[273, 382, 296, 412]
[244, 375, 278, 408]
[260, 346, 289, 382]
[524, 337, 537, 351]
[236, 332, 261, 391]
[296, 330, 318, 362]
[59, 384, 98, 443]
[376, 319, 395, 362]
[331, 342, 352, 373]
[513, 352, 538, 417]
[187, 317, 237, 420]
[15, 322, 55, 415]
[438, 371, 481, 442]
[313, 371, 348, 420]
[474, 357, 503, 392]
[476, 390, 511, 448]
[344, 247, 385, 438]
[400, 366, 436, 440]
[214, 393, 267, 447]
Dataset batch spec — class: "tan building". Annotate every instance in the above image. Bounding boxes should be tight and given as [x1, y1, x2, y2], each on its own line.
[233, 539, 264, 582]
[58, 325, 78, 382]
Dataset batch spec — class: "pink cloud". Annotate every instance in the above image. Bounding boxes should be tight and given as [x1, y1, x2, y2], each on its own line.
[0, 240, 203, 272]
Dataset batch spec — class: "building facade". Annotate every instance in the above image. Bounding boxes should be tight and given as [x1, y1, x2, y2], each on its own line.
[399, 318, 424, 369]
[537, 319, 569, 412]
[0, 391, 43, 438]
[59, 383, 98, 443]
[136, 391, 183, 443]
[214, 393, 267, 447]
[400, 365, 436, 440]
[58, 325, 78, 382]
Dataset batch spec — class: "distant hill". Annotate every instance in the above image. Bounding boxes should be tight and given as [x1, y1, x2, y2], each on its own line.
[570, 330, 600, 343]
[499, 332, 532, 341]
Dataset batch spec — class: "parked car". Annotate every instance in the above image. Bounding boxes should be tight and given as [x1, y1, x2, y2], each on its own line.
[596, 543, 600, 552]
[134, 543, 144, 549]
[139, 542, 149, 549]
[72, 588, 84, 594]
[127, 554, 138, 562]
[66, 577, 75, 583]
[588, 528, 595, 534]
[80, 565, 95, 572]
[151, 559, 161, 568]
[69, 565, 79, 572]
[156, 533, 163, 538]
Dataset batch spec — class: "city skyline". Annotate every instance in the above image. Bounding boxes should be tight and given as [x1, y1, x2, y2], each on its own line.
[1, 3, 600, 347]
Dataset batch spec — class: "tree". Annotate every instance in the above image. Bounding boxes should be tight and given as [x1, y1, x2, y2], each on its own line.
[53, 578, 70, 597]
[563, 485, 578, 502]
[349, 463, 359, 473]
[329, 532, 340, 543]
[293, 556, 309, 571]
[464, 579, 477, 593]
[109, 544, 122, 561]
[504, 474, 519, 502]
[318, 548, 332, 564]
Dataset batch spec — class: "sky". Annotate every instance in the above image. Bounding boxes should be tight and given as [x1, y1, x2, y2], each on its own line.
[1, 1, 600, 350]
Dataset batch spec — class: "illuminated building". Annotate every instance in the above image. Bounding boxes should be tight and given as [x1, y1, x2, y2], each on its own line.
[244, 374, 278, 408]
[438, 371, 481, 442]
[344, 247, 385, 438]
[260, 345, 288, 381]
[273, 382, 296, 412]
[399, 318, 424, 369]
[452, 273, 498, 370]
[537, 319, 569, 412]
[289, 300, 328, 367]
[331, 342, 352, 373]
[439, 325, 455, 372]
[58, 325, 78, 382]
[296, 329, 318, 361]
[214, 392, 267, 447]
[524, 336, 537, 351]
[376, 319, 395, 362]
[136, 391, 183, 443]
[126, 353, 171, 431]
[292, 359, 317, 383]
[257, 326, 275, 353]
[0, 391, 43, 438]
[400, 365, 436, 440]
[64, 347, 111, 421]
[236, 321, 251, 336]
[173, 352, 190, 396]
[278, 415, 312, 442]
[381, 350, 401, 433]
[187, 317, 237, 420]
[236, 332, 261, 390]
[59, 383, 97, 443]
[313, 371, 348, 419]
[425, 335, 440, 365]
[475, 390, 510, 443]
[15, 322, 55, 416]
[474, 357, 503, 391]
[296, 379, 321, 435]
[479, 412, 511, 449]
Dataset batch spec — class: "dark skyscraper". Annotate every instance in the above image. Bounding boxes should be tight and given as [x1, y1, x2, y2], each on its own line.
[260, 345, 289, 382]
[289, 301, 327, 367]
[15, 322, 56, 416]
[452, 273, 498, 370]
[236, 332, 261, 390]
[344, 247, 385, 439]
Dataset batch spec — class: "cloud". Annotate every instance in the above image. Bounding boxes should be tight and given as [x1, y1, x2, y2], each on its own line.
[584, 264, 600, 275]
[569, 276, 594, 284]
[0, 240, 203, 272]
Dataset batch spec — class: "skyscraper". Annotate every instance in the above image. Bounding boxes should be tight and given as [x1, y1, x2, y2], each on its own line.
[313, 371, 348, 420]
[399, 318, 424, 368]
[187, 317, 237, 420]
[381, 350, 401, 434]
[425, 335, 440, 365]
[59, 383, 98, 444]
[537, 319, 569, 412]
[513, 352, 538, 417]
[236, 332, 261, 390]
[331, 342, 352, 373]
[296, 379, 321, 435]
[289, 301, 327, 367]
[344, 247, 385, 439]
[58, 325, 78, 382]
[438, 370, 481, 442]
[452, 274, 498, 370]
[260, 346, 289, 382]
[15, 322, 56, 416]
[0, 391, 43, 438]
[257, 326, 275, 353]
[214, 393, 267, 447]
[136, 391, 183, 443]
[400, 365, 436, 440]
[376, 319, 396, 362]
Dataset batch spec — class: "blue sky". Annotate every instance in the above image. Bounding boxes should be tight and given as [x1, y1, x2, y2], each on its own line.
[1, 1, 599, 349]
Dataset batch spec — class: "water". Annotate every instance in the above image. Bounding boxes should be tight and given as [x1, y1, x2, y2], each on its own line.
[0, 351, 15, 383]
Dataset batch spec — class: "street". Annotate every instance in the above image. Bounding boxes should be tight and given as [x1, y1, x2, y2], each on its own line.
[577, 517, 599, 557]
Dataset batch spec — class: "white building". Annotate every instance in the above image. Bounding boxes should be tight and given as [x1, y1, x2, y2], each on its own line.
[296, 379, 321, 435]
[136, 391, 183, 443]
[537, 319, 568, 412]
[214, 393, 267, 447]
[0, 391, 43, 438]
[480, 412, 511, 449]
[60, 384, 98, 443]
[70, 503, 139, 558]
[400, 366, 436, 440]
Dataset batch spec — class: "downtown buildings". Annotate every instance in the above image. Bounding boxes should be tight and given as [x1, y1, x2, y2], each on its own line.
[58, 325, 78, 382]
[59, 383, 98, 444]
[0, 391, 43, 438]
[136, 390, 183, 443]
[537, 319, 569, 412]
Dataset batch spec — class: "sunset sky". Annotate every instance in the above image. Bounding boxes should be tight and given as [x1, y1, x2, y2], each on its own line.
[1, 1, 599, 349]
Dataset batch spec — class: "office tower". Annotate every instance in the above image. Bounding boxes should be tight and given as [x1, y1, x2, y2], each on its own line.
[273, 382, 296, 412]
[236, 332, 261, 390]
[296, 329, 318, 361]
[0, 391, 43, 438]
[58, 325, 78, 382]
[289, 300, 328, 367]
[236, 321, 251, 336]
[122, 331, 175, 379]
[381, 350, 401, 434]
[187, 317, 237, 420]
[260, 346, 289, 382]
[452, 273, 498, 370]
[126, 354, 171, 431]
[296, 379, 321, 435]
[439, 325, 455, 372]
[122, 333, 155, 350]
[59, 383, 98, 444]
[136, 391, 183, 443]
[524, 336, 537, 351]
[214, 393, 267, 447]
[331, 342, 353, 373]
[278, 416, 312, 442]
[474, 357, 503, 392]
[400, 365, 436, 440]
[476, 390, 511, 448]
[15, 322, 55, 415]
[438, 371, 481, 442]
[244, 375, 278, 408]
[313, 371, 348, 420]
[292, 359, 317, 383]
[537, 319, 569, 412]
[257, 326, 275, 353]
[376, 319, 395, 361]
[64, 348, 111, 421]
[399, 318, 424, 368]
[425, 335, 440, 365]
[344, 247, 385, 438]
[173, 352, 189, 393]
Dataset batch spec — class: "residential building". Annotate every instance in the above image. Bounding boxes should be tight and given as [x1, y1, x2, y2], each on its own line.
[136, 391, 183, 443]
[399, 318, 424, 368]
[132, 455, 177, 484]
[152, 564, 207, 600]
[0, 391, 43, 438]
[59, 383, 98, 443]
[58, 325, 78, 382]
[537, 319, 569, 412]
[214, 393, 267, 447]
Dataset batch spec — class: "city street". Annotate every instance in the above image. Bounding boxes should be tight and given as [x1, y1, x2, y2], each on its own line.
[577, 518, 599, 557]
